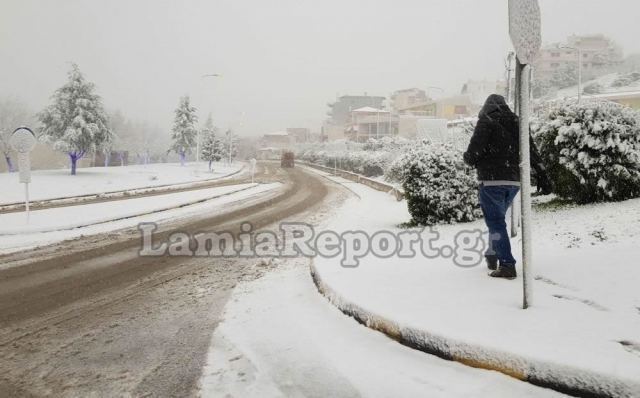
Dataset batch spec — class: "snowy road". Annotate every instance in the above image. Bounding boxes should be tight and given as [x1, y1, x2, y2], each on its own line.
[0, 163, 565, 397]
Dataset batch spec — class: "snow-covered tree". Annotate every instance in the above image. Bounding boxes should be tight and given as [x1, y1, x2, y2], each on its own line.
[200, 114, 222, 171]
[400, 141, 481, 225]
[38, 64, 113, 175]
[533, 99, 640, 203]
[550, 63, 579, 89]
[169, 96, 198, 166]
[219, 129, 238, 164]
[0, 99, 34, 172]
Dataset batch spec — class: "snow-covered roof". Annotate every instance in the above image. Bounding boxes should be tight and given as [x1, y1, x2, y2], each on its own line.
[352, 106, 388, 113]
[264, 131, 290, 136]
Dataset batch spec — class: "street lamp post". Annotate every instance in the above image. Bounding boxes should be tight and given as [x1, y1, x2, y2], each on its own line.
[560, 46, 582, 102]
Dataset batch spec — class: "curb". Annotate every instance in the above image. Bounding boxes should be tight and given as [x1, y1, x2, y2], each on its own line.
[310, 262, 640, 398]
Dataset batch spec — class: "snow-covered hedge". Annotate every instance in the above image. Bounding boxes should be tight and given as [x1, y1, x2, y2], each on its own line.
[533, 100, 640, 203]
[297, 137, 412, 177]
[397, 141, 481, 225]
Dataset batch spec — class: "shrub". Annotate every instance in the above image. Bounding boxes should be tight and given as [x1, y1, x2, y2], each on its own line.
[611, 72, 640, 88]
[400, 141, 481, 225]
[533, 100, 640, 203]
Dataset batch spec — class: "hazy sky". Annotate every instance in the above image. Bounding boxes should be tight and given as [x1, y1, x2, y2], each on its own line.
[1, 0, 639, 136]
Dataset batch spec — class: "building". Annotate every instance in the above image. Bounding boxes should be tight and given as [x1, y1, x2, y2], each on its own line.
[434, 95, 474, 120]
[460, 80, 507, 107]
[286, 128, 311, 143]
[345, 107, 398, 142]
[320, 122, 345, 142]
[260, 131, 293, 150]
[327, 94, 386, 125]
[534, 34, 623, 82]
[391, 88, 430, 111]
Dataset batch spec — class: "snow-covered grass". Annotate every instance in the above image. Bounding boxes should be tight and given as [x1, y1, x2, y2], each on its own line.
[310, 169, 640, 396]
[0, 182, 282, 256]
[0, 161, 243, 205]
[0, 183, 260, 235]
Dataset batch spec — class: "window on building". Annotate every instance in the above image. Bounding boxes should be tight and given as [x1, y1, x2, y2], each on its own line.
[551, 52, 560, 57]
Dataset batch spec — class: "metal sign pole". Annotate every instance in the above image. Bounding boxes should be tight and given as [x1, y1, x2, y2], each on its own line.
[508, 0, 541, 309]
[10, 127, 37, 224]
[25, 182, 30, 223]
[519, 63, 533, 309]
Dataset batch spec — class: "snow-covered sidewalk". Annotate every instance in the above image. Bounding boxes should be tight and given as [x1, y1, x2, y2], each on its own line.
[0, 182, 282, 256]
[310, 169, 640, 397]
[0, 162, 244, 205]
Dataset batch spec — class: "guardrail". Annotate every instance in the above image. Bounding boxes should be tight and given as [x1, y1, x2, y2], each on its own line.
[300, 161, 404, 201]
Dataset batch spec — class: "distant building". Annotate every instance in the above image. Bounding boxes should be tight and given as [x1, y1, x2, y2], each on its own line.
[260, 131, 293, 150]
[391, 88, 430, 110]
[327, 94, 386, 125]
[534, 34, 623, 82]
[434, 95, 474, 120]
[286, 128, 311, 143]
[391, 88, 436, 116]
[321, 122, 346, 142]
[345, 106, 398, 142]
[461, 80, 507, 106]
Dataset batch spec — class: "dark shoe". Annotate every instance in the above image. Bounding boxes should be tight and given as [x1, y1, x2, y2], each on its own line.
[489, 265, 517, 280]
[485, 255, 498, 271]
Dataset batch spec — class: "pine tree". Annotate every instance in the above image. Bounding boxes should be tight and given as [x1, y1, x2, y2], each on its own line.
[38, 64, 114, 175]
[169, 96, 198, 166]
[220, 129, 238, 164]
[200, 114, 222, 171]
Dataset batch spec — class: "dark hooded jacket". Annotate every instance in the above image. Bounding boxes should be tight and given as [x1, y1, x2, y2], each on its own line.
[463, 94, 545, 182]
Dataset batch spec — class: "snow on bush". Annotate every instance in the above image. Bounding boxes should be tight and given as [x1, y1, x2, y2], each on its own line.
[297, 137, 412, 177]
[610, 71, 640, 88]
[398, 141, 481, 225]
[533, 99, 640, 203]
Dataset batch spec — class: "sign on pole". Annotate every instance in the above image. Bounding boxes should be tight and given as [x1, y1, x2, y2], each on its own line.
[508, 0, 542, 65]
[9, 127, 37, 223]
[508, 0, 541, 309]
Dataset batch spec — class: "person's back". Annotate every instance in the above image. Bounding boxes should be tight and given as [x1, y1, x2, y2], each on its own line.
[464, 94, 551, 280]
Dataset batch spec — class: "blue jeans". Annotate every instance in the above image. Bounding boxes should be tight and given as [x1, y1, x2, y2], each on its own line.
[479, 184, 520, 266]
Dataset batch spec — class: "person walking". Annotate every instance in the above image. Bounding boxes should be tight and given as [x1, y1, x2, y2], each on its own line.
[463, 94, 552, 280]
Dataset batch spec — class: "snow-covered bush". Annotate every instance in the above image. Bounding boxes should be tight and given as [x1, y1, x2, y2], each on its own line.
[399, 141, 481, 225]
[611, 72, 640, 88]
[297, 139, 400, 177]
[533, 100, 640, 203]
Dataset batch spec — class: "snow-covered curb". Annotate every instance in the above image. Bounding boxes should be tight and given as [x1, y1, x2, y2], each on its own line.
[0, 183, 260, 235]
[310, 262, 640, 398]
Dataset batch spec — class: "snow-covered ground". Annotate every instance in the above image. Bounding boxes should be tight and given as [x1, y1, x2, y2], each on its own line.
[555, 72, 640, 98]
[199, 259, 565, 397]
[0, 182, 282, 256]
[308, 168, 640, 395]
[0, 161, 243, 205]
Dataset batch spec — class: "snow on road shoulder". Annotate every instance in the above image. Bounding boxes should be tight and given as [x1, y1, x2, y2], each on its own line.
[0, 161, 244, 205]
[199, 260, 565, 397]
[0, 182, 282, 256]
[310, 171, 640, 395]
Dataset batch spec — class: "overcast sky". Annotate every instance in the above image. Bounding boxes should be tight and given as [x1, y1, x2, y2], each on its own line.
[1, 0, 639, 136]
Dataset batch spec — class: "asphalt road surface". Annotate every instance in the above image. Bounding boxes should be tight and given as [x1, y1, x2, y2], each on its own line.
[0, 162, 331, 397]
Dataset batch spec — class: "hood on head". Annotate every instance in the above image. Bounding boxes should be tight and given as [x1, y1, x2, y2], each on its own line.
[479, 94, 511, 119]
